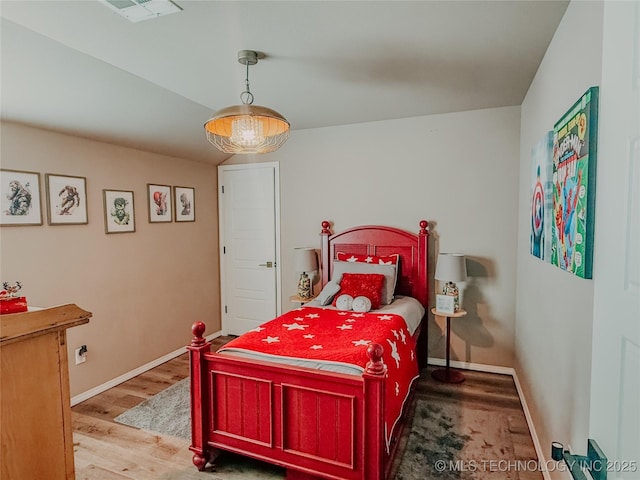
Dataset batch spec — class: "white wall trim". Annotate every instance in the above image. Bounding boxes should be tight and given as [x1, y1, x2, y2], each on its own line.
[427, 357, 514, 376]
[70, 330, 222, 406]
[511, 369, 553, 480]
[427, 358, 551, 480]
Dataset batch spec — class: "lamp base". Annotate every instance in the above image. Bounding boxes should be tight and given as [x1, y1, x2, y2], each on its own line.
[297, 272, 311, 299]
[442, 282, 460, 312]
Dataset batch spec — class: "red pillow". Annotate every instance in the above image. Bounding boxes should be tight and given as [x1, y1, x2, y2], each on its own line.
[336, 252, 399, 266]
[333, 273, 385, 310]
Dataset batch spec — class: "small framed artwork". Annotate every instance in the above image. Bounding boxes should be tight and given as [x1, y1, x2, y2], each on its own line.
[45, 173, 88, 225]
[174, 186, 195, 222]
[0, 169, 43, 226]
[435, 294, 455, 314]
[147, 184, 172, 223]
[103, 189, 135, 234]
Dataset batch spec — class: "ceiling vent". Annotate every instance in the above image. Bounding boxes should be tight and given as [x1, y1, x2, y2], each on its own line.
[102, 0, 182, 23]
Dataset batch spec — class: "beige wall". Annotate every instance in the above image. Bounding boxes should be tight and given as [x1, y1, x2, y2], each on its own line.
[516, 1, 603, 473]
[226, 105, 521, 368]
[0, 122, 220, 396]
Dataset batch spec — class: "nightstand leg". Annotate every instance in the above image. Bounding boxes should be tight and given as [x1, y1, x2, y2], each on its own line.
[431, 315, 465, 383]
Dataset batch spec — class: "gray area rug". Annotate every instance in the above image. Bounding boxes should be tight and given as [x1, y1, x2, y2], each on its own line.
[115, 378, 192, 440]
[115, 378, 517, 479]
[394, 399, 517, 480]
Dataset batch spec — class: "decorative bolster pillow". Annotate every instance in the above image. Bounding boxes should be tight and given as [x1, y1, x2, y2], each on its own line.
[332, 273, 385, 310]
[351, 296, 372, 312]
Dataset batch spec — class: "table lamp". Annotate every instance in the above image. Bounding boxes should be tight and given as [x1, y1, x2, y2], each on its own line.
[294, 247, 318, 299]
[435, 253, 467, 312]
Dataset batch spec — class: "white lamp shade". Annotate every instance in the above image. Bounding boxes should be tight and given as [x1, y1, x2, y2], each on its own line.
[435, 253, 467, 282]
[294, 248, 318, 273]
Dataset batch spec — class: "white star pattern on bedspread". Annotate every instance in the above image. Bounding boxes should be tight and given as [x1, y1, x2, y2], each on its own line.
[219, 305, 420, 453]
[386, 338, 401, 368]
[282, 322, 308, 331]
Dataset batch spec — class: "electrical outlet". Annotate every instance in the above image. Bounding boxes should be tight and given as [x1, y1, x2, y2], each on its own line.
[75, 345, 87, 365]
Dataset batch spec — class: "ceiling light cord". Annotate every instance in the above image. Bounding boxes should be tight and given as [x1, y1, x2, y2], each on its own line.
[240, 61, 254, 105]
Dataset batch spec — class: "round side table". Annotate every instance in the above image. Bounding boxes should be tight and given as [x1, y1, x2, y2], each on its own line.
[289, 295, 317, 306]
[431, 307, 467, 383]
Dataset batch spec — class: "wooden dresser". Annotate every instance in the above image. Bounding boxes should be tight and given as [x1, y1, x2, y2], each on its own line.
[1, 304, 91, 480]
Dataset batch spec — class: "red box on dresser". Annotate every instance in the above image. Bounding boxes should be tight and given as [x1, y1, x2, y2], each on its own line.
[0, 297, 28, 315]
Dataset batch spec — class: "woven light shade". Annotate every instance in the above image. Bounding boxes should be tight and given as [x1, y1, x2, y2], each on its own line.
[204, 104, 289, 154]
[204, 50, 290, 155]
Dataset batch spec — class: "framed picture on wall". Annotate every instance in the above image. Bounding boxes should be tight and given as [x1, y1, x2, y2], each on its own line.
[103, 189, 135, 234]
[147, 184, 172, 223]
[0, 169, 43, 226]
[45, 173, 88, 225]
[174, 186, 195, 222]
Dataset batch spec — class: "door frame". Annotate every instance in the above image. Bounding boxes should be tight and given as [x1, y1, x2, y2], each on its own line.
[218, 162, 282, 335]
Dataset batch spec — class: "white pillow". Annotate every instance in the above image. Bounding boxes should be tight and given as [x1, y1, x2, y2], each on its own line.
[352, 296, 372, 313]
[317, 280, 341, 306]
[332, 261, 397, 305]
[335, 294, 354, 311]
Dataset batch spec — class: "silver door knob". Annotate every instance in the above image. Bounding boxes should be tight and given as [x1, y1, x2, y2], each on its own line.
[258, 261, 273, 268]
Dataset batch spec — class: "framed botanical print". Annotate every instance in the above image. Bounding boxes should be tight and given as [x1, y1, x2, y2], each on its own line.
[45, 173, 88, 225]
[103, 189, 135, 234]
[0, 169, 43, 226]
[174, 186, 195, 222]
[147, 184, 172, 223]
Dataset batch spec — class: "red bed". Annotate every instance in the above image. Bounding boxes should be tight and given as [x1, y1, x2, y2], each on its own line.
[188, 220, 429, 480]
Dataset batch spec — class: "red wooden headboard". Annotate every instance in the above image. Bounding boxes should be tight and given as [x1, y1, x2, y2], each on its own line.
[320, 220, 429, 308]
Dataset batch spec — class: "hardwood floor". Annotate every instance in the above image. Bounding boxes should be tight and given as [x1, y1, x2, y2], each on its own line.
[72, 337, 542, 479]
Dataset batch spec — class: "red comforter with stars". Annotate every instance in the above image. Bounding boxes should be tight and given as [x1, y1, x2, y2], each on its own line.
[219, 306, 419, 451]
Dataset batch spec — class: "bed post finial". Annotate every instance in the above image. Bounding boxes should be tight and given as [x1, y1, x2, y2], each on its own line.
[419, 220, 429, 235]
[320, 221, 332, 286]
[191, 321, 206, 346]
[365, 343, 387, 375]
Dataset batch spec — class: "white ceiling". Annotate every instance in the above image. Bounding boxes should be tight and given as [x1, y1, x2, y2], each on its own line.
[1, 0, 569, 165]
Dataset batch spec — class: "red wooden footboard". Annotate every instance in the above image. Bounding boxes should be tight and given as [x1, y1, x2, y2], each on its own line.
[188, 322, 391, 480]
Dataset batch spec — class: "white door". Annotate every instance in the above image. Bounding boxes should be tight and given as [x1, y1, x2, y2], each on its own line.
[590, 3, 640, 477]
[219, 163, 280, 336]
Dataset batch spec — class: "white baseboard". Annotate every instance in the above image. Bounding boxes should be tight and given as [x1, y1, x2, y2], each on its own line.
[427, 357, 515, 376]
[70, 330, 222, 406]
[426, 357, 551, 480]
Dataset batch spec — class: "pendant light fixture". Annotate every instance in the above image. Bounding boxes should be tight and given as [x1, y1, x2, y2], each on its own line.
[204, 50, 290, 154]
